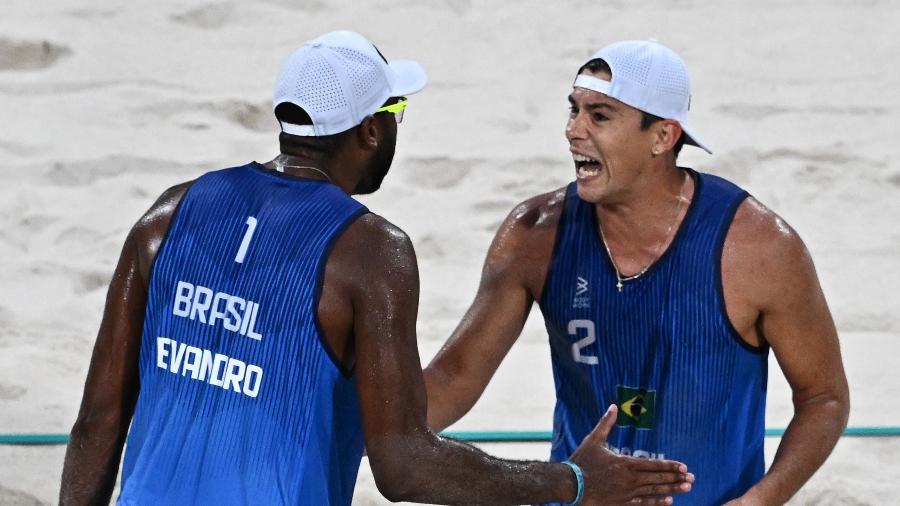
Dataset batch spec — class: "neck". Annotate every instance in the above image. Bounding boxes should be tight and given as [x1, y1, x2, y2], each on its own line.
[594, 165, 693, 276]
[597, 164, 688, 224]
[262, 153, 356, 194]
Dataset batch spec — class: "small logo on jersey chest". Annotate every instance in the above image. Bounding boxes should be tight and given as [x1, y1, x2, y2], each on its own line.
[615, 385, 656, 430]
[575, 276, 589, 295]
[573, 276, 591, 308]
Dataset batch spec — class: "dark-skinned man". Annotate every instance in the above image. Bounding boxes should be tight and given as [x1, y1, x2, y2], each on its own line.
[425, 39, 850, 505]
[59, 31, 693, 506]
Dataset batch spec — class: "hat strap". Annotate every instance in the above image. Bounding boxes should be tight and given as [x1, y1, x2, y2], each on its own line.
[280, 122, 318, 136]
[573, 74, 612, 95]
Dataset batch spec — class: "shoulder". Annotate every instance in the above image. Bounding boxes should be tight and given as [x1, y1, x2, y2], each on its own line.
[133, 182, 193, 236]
[341, 212, 414, 256]
[503, 186, 568, 234]
[130, 181, 194, 280]
[483, 186, 568, 295]
[723, 196, 814, 308]
[492, 186, 567, 256]
[329, 212, 418, 283]
[727, 197, 808, 261]
[491, 186, 568, 257]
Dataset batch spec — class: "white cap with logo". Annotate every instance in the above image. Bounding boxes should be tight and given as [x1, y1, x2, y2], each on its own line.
[273, 30, 428, 137]
[574, 38, 711, 154]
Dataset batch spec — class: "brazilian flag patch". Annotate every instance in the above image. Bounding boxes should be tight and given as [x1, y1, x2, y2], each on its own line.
[615, 386, 656, 429]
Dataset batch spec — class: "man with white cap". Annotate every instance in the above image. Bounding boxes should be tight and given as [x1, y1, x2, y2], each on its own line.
[425, 39, 849, 504]
[59, 31, 694, 505]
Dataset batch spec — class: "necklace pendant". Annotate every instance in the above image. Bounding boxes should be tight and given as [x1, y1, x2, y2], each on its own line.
[616, 280, 623, 292]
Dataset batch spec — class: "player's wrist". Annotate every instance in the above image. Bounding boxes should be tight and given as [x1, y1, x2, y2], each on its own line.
[560, 460, 584, 505]
[734, 482, 777, 505]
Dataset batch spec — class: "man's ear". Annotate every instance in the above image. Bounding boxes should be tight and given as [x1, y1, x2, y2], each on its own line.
[356, 115, 379, 151]
[650, 119, 683, 156]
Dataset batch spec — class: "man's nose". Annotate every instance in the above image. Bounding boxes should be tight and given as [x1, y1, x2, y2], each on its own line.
[565, 112, 587, 143]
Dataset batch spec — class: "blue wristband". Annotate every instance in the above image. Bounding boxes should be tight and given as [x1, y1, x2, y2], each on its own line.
[561, 460, 584, 505]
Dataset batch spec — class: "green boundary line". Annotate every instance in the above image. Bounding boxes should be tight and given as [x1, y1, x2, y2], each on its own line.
[445, 427, 900, 442]
[0, 434, 70, 445]
[3, 427, 900, 446]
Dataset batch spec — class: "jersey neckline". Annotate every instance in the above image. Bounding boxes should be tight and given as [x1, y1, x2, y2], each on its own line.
[589, 167, 702, 288]
[248, 161, 335, 185]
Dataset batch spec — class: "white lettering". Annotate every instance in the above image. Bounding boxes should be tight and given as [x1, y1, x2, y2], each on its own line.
[208, 292, 230, 327]
[239, 300, 253, 335]
[199, 349, 213, 380]
[170, 341, 188, 374]
[222, 358, 246, 393]
[156, 337, 171, 369]
[223, 296, 245, 332]
[157, 338, 263, 398]
[209, 353, 228, 386]
[190, 286, 214, 323]
[606, 444, 664, 460]
[181, 346, 202, 379]
[569, 319, 600, 365]
[171, 280, 265, 341]
[246, 302, 262, 341]
[173, 282, 193, 317]
[243, 365, 264, 398]
[234, 216, 258, 264]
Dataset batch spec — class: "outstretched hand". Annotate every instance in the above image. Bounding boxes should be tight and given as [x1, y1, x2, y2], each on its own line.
[569, 405, 694, 505]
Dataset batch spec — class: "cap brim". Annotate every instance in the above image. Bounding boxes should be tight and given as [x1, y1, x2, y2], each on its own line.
[680, 124, 712, 154]
[388, 59, 427, 96]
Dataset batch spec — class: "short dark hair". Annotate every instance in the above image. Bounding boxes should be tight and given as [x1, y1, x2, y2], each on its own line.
[577, 58, 685, 157]
[274, 103, 354, 155]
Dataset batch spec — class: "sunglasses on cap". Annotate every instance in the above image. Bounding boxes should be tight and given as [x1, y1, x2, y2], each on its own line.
[375, 97, 408, 124]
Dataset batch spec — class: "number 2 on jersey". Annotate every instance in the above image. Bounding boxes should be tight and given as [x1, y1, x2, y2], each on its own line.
[234, 216, 258, 264]
[568, 319, 599, 365]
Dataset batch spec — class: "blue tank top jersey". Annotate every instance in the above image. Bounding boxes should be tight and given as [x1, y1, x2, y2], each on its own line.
[119, 163, 368, 506]
[539, 169, 767, 505]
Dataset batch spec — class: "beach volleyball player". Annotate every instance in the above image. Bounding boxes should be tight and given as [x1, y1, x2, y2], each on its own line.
[59, 31, 694, 505]
[425, 39, 850, 504]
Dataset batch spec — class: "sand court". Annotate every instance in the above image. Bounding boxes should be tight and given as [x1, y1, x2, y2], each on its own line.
[1, 0, 899, 504]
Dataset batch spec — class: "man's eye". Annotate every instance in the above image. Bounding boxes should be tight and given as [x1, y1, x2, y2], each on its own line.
[569, 106, 578, 115]
[593, 113, 608, 122]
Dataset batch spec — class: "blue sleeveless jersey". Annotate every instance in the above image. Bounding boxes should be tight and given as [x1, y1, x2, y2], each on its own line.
[119, 163, 368, 505]
[539, 170, 767, 505]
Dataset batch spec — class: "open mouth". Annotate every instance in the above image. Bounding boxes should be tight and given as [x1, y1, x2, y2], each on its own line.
[573, 153, 603, 179]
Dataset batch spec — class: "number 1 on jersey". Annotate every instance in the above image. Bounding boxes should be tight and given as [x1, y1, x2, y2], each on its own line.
[234, 216, 258, 264]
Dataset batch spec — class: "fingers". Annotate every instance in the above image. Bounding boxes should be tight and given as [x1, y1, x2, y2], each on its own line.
[631, 480, 693, 497]
[635, 471, 695, 487]
[571, 405, 619, 461]
[586, 404, 618, 443]
[629, 496, 674, 505]
[630, 457, 688, 474]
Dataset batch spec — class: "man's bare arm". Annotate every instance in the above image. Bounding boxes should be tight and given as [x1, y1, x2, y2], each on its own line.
[723, 200, 850, 505]
[423, 210, 535, 431]
[59, 183, 190, 505]
[340, 213, 692, 505]
[424, 194, 560, 431]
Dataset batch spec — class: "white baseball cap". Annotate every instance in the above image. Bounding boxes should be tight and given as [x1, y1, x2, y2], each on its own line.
[273, 30, 427, 136]
[573, 39, 711, 154]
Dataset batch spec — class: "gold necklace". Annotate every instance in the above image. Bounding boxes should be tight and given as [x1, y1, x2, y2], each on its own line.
[598, 171, 689, 292]
[273, 157, 334, 184]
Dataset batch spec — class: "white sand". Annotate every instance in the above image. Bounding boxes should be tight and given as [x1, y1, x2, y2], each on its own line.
[1, 0, 898, 504]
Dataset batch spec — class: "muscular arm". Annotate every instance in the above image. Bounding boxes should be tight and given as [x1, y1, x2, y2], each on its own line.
[424, 193, 560, 432]
[329, 213, 690, 505]
[723, 199, 850, 505]
[59, 183, 191, 505]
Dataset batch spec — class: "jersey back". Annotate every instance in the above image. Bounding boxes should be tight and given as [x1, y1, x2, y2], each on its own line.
[119, 163, 367, 506]
[539, 170, 767, 505]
